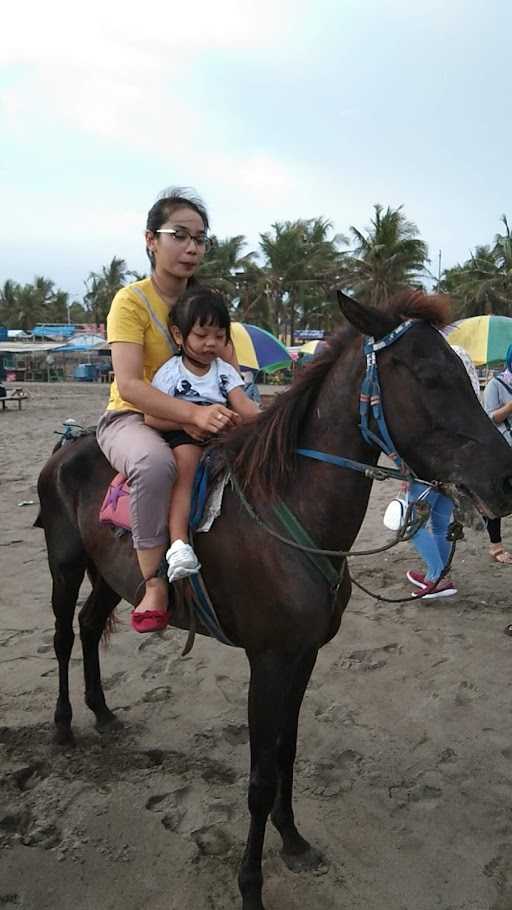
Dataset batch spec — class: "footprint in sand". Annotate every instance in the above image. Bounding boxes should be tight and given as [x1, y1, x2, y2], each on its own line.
[221, 724, 249, 747]
[454, 679, 480, 707]
[146, 785, 233, 854]
[0, 895, 20, 908]
[141, 655, 167, 679]
[102, 671, 127, 692]
[142, 685, 173, 703]
[214, 674, 247, 707]
[339, 643, 401, 672]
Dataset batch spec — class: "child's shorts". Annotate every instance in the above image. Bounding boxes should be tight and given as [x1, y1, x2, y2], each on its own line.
[161, 430, 207, 449]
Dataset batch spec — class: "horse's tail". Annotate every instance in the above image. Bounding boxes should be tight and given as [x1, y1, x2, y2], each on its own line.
[101, 609, 120, 647]
[32, 435, 75, 528]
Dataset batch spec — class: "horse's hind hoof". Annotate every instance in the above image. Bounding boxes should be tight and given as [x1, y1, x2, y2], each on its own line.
[54, 725, 76, 748]
[281, 844, 327, 874]
[95, 711, 123, 734]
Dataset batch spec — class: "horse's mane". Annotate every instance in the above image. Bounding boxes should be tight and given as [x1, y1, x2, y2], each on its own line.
[212, 290, 450, 500]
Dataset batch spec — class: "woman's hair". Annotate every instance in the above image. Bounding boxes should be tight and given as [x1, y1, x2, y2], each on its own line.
[171, 286, 231, 345]
[145, 186, 209, 268]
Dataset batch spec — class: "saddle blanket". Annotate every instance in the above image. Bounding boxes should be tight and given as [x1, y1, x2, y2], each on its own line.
[99, 461, 228, 535]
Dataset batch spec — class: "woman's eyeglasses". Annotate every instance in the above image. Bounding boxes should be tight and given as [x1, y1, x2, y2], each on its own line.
[156, 227, 210, 250]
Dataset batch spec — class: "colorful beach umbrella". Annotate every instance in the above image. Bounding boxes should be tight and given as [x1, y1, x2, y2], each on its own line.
[231, 322, 291, 372]
[446, 315, 512, 366]
[297, 340, 325, 356]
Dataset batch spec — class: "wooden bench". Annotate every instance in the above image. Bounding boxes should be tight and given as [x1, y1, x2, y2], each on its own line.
[0, 389, 29, 411]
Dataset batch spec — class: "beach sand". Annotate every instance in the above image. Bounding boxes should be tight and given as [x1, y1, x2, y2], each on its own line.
[1, 383, 512, 910]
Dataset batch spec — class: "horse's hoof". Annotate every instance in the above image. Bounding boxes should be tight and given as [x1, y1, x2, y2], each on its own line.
[54, 725, 75, 748]
[281, 844, 327, 874]
[95, 711, 123, 734]
[241, 899, 266, 910]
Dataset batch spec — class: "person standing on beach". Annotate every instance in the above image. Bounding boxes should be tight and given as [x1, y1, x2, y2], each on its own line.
[406, 344, 481, 600]
[483, 344, 512, 567]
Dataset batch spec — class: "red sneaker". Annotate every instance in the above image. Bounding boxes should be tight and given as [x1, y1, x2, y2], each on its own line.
[412, 579, 457, 600]
[406, 570, 427, 589]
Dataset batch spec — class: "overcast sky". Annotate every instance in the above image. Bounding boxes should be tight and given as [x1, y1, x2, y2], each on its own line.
[1, 0, 511, 300]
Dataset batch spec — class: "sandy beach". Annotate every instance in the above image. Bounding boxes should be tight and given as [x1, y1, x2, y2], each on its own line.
[2, 382, 512, 910]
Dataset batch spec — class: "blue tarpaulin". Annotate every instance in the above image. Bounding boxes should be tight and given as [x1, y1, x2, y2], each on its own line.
[32, 324, 76, 339]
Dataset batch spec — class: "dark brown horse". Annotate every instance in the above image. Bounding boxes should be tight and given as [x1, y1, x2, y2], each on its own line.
[36, 291, 512, 910]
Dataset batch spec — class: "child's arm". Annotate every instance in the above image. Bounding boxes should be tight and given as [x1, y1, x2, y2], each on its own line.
[227, 387, 260, 421]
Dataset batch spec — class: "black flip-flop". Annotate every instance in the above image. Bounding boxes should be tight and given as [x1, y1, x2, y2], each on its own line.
[504, 624, 512, 637]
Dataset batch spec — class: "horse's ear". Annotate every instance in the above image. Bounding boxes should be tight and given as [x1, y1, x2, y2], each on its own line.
[337, 291, 396, 339]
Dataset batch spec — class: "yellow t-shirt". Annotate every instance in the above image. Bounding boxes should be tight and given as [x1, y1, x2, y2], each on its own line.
[106, 278, 175, 412]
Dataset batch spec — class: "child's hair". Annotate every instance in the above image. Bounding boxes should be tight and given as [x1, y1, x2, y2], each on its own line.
[171, 286, 231, 344]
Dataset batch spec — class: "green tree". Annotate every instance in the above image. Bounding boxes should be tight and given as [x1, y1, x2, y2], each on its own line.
[84, 257, 133, 324]
[346, 204, 429, 307]
[0, 276, 71, 330]
[441, 217, 512, 317]
[68, 301, 88, 323]
[197, 235, 269, 325]
[259, 218, 345, 342]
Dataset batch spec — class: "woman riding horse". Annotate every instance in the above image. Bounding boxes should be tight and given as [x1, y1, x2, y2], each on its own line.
[96, 187, 239, 629]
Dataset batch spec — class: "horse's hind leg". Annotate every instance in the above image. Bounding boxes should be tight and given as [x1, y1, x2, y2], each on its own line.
[270, 648, 324, 871]
[50, 557, 86, 746]
[78, 570, 122, 732]
[239, 651, 293, 910]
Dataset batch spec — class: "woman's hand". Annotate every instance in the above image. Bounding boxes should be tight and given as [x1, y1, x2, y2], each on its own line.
[192, 404, 240, 436]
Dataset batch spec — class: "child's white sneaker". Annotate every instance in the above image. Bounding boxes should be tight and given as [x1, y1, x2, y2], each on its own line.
[166, 539, 201, 583]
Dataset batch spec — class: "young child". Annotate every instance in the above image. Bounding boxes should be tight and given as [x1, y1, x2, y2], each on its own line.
[145, 287, 259, 583]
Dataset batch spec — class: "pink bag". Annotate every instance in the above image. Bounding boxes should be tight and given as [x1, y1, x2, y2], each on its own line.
[99, 473, 132, 531]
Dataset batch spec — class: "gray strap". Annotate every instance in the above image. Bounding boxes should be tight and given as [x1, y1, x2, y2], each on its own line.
[132, 286, 178, 354]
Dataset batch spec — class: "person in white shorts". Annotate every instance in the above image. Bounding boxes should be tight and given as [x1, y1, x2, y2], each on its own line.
[146, 286, 260, 582]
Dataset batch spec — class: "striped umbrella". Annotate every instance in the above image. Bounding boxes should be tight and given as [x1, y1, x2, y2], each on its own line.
[446, 315, 512, 366]
[231, 323, 291, 372]
[297, 340, 325, 356]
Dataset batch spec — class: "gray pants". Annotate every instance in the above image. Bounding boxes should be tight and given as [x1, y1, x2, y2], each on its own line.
[97, 410, 176, 549]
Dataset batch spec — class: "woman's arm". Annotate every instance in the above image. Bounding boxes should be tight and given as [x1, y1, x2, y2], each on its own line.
[144, 414, 182, 431]
[112, 342, 237, 434]
[490, 401, 512, 425]
[483, 379, 512, 425]
[220, 339, 240, 372]
[227, 387, 260, 421]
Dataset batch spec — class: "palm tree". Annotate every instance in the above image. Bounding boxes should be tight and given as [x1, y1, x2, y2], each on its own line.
[0, 276, 71, 330]
[441, 216, 512, 317]
[84, 257, 133, 325]
[259, 218, 345, 342]
[0, 280, 22, 328]
[197, 235, 265, 322]
[346, 204, 429, 307]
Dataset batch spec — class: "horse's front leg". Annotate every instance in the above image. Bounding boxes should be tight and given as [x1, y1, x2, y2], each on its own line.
[271, 648, 325, 871]
[239, 650, 292, 910]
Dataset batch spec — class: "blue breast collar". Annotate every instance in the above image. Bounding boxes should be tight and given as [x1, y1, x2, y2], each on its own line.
[297, 319, 416, 478]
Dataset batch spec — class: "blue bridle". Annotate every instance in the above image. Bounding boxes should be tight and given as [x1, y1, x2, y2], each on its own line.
[297, 319, 416, 480]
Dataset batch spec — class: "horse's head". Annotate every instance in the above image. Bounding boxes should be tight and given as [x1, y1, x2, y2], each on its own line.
[338, 290, 512, 518]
